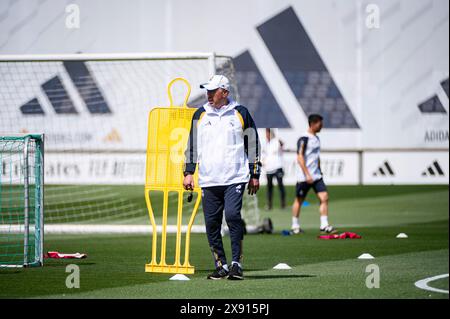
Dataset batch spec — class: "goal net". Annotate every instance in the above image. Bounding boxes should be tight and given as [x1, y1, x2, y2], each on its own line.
[0, 135, 44, 267]
[0, 53, 260, 234]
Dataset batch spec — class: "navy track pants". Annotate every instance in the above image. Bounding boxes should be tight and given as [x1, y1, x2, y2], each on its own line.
[201, 183, 246, 267]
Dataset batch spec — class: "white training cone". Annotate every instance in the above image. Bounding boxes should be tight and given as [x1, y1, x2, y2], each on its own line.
[396, 233, 408, 239]
[169, 274, 190, 281]
[358, 253, 374, 260]
[273, 263, 292, 270]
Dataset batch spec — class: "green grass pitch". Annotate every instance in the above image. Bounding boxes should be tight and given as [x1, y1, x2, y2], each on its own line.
[0, 185, 448, 299]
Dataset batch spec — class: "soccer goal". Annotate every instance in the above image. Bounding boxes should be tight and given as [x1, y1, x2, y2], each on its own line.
[0, 52, 260, 235]
[0, 134, 44, 267]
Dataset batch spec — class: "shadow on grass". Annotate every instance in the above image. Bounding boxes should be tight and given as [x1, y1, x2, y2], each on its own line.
[245, 274, 316, 280]
[196, 268, 268, 272]
[0, 271, 22, 275]
[42, 262, 97, 267]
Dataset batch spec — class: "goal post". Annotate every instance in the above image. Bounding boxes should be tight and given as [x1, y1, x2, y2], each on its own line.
[0, 52, 259, 234]
[0, 134, 44, 267]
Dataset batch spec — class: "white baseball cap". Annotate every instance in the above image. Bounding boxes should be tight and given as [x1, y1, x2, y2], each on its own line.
[200, 75, 230, 91]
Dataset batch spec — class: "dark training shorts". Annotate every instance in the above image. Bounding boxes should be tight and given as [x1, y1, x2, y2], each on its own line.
[295, 178, 327, 198]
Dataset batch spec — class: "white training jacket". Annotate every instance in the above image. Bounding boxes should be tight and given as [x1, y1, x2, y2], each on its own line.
[184, 100, 261, 188]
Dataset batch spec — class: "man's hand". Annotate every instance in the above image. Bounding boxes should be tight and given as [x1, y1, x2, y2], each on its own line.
[306, 175, 314, 184]
[248, 178, 260, 195]
[183, 174, 194, 191]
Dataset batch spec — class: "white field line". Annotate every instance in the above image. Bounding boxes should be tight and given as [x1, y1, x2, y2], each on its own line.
[414, 274, 449, 294]
[0, 264, 24, 268]
[0, 224, 260, 234]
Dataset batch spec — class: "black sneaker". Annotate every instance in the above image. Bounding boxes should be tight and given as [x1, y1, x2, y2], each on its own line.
[290, 226, 305, 235]
[207, 266, 229, 280]
[320, 225, 337, 234]
[227, 263, 244, 280]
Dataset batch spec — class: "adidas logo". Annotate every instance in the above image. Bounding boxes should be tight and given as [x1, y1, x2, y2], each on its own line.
[103, 129, 122, 143]
[418, 78, 449, 114]
[421, 161, 445, 177]
[373, 161, 395, 177]
[216, 6, 360, 130]
[20, 61, 112, 115]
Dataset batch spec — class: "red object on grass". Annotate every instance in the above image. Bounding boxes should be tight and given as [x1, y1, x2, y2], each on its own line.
[318, 232, 362, 240]
[44, 251, 87, 259]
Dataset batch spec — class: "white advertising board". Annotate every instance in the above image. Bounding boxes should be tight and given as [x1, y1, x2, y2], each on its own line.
[261, 151, 360, 186]
[363, 151, 449, 185]
[44, 153, 146, 185]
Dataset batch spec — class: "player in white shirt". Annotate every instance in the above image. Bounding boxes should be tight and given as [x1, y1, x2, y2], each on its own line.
[262, 128, 286, 209]
[291, 114, 336, 234]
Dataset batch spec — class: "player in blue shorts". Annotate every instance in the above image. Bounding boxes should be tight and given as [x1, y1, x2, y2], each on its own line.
[291, 114, 336, 234]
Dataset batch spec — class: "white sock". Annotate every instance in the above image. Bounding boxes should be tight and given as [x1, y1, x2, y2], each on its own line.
[320, 216, 329, 229]
[231, 261, 242, 269]
[292, 216, 300, 228]
[222, 264, 229, 271]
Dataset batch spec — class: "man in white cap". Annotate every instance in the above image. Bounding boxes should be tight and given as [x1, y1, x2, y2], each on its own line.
[183, 75, 261, 280]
